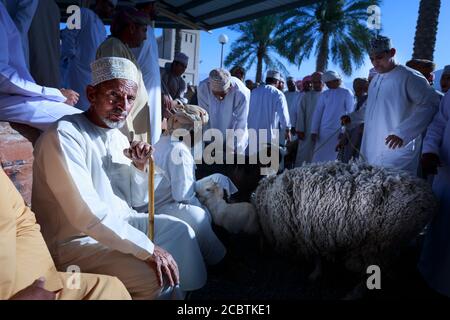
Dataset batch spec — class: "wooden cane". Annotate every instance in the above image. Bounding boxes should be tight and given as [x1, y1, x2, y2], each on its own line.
[148, 148, 155, 241]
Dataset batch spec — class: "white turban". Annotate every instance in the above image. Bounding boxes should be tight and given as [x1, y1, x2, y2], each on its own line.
[91, 57, 139, 86]
[322, 70, 342, 83]
[209, 68, 231, 92]
[266, 70, 281, 81]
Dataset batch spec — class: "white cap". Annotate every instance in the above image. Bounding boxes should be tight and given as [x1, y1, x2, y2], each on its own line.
[322, 70, 342, 83]
[174, 52, 189, 67]
[91, 57, 139, 86]
[443, 65, 450, 76]
[209, 68, 231, 92]
[266, 70, 281, 81]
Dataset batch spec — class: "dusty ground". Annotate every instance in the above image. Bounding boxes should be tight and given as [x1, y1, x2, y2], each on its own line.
[189, 227, 446, 301]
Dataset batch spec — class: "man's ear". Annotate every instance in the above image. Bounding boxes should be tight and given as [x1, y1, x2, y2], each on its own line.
[86, 85, 96, 105]
[389, 48, 396, 58]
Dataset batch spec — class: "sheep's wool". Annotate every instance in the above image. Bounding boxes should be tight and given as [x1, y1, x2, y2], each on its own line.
[254, 161, 437, 271]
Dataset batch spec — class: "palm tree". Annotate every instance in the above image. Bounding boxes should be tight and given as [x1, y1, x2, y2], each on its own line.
[275, 0, 380, 76]
[224, 15, 289, 83]
[412, 0, 441, 60]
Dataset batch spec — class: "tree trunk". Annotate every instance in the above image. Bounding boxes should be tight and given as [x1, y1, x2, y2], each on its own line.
[174, 28, 182, 55]
[412, 0, 441, 60]
[256, 47, 264, 83]
[316, 32, 330, 72]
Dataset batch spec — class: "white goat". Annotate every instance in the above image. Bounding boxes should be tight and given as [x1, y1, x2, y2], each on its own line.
[197, 179, 259, 235]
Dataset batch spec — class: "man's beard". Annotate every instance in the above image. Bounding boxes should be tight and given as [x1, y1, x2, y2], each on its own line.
[101, 110, 128, 129]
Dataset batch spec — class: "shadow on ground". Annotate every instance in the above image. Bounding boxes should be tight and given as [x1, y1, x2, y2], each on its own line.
[190, 227, 446, 300]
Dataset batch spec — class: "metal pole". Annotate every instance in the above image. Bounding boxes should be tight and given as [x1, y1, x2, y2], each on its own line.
[220, 44, 224, 68]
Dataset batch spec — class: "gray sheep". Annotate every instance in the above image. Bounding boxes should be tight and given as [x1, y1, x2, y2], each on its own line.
[253, 161, 437, 292]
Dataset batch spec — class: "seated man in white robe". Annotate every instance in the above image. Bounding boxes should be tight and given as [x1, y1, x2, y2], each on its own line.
[310, 70, 354, 163]
[0, 2, 81, 131]
[32, 57, 207, 300]
[341, 35, 440, 174]
[418, 90, 450, 297]
[153, 103, 226, 266]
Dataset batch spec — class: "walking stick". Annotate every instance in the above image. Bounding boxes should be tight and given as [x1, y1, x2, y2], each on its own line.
[148, 142, 155, 241]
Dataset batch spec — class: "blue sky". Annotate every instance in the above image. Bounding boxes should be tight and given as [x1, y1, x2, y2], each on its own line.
[192, 0, 450, 85]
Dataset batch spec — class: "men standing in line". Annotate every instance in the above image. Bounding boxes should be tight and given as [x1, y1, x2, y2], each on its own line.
[295, 72, 323, 166]
[284, 76, 303, 134]
[310, 70, 354, 163]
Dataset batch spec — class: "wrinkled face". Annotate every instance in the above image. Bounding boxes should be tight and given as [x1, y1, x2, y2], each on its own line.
[86, 79, 138, 129]
[311, 75, 323, 92]
[441, 74, 450, 93]
[302, 80, 312, 92]
[370, 48, 396, 74]
[172, 61, 187, 77]
[326, 79, 340, 89]
[129, 24, 148, 48]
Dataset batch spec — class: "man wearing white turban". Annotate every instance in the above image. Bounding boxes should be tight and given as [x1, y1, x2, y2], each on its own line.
[198, 68, 250, 154]
[342, 35, 440, 174]
[161, 52, 190, 107]
[32, 57, 207, 300]
[310, 70, 354, 163]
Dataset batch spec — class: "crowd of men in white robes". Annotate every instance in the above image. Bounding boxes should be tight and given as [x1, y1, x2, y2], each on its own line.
[1, 0, 450, 300]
